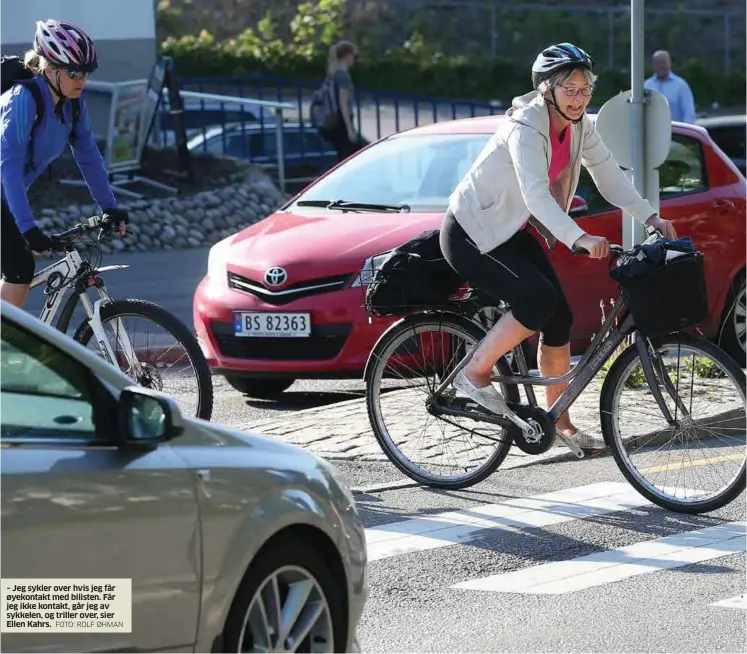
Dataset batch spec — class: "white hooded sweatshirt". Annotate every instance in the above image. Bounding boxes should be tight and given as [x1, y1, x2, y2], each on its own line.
[447, 90, 657, 254]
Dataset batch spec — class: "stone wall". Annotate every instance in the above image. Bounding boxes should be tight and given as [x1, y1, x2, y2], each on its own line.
[35, 173, 289, 255]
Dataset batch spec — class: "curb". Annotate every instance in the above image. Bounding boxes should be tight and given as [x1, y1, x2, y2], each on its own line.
[285, 392, 367, 417]
[244, 392, 367, 432]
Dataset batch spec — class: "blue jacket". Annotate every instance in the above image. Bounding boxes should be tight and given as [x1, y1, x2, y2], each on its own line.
[0, 76, 117, 234]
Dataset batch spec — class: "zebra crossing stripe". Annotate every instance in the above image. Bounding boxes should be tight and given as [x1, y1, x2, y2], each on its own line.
[366, 481, 652, 562]
[711, 595, 746, 610]
[452, 520, 746, 594]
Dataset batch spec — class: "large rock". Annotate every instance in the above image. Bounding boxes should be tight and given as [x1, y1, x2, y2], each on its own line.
[42, 171, 290, 255]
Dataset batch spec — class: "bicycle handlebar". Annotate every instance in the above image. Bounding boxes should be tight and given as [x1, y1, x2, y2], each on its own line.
[49, 214, 112, 250]
[571, 226, 666, 258]
[571, 244, 626, 257]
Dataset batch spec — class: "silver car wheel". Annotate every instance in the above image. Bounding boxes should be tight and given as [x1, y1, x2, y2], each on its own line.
[238, 564, 334, 653]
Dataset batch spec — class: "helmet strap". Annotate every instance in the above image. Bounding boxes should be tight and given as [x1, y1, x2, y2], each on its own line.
[548, 87, 584, 125]
[43, 70, 69, 112]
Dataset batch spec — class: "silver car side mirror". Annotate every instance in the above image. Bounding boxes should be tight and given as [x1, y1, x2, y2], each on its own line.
[117, 386, 185, 448]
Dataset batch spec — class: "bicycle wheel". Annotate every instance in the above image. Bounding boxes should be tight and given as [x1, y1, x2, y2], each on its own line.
[600, 333, 745, 513]
[73, 298, 214, 421]
[365, 312, 520, 489]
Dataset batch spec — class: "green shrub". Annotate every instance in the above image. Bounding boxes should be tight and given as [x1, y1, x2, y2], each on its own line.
[160, 31, 745, 107]
[157, 0, 744, 106]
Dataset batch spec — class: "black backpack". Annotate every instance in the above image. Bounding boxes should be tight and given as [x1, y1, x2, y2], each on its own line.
[0, 54, 81, 174]
[364, 230, 464, 317]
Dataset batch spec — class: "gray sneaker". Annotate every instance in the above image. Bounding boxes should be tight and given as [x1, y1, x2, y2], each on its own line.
[452, 370, 510, 416]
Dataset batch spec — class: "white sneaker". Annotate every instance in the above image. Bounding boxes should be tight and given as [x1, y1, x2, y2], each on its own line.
[566, 429, 606, 451]
[452, 369, 510, 416]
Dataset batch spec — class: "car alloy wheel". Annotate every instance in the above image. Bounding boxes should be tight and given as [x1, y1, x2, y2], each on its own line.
[238, 565, 334, 653]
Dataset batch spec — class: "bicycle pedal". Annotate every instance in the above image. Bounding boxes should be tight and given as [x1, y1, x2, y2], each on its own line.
[554, 431, 585, 459]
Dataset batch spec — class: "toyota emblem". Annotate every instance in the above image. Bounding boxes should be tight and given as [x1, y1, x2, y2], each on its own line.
[264, 267, 288, 287]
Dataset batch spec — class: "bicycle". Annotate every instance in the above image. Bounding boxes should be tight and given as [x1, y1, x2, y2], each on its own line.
[363, 235, 745, 514]
[27, 214, 214, 421]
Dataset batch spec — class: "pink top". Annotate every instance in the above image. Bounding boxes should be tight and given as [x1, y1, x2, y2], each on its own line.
[548, 126, 571, 183]
[522, 126, 572, 233]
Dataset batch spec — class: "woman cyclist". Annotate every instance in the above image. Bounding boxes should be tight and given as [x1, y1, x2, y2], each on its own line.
[441, 42, 676, 451]
[0, 19, 128, 309]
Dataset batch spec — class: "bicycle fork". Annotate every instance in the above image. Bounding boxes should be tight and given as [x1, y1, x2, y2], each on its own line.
[79, 292, 145, 378]
[636, 336, 692, 424]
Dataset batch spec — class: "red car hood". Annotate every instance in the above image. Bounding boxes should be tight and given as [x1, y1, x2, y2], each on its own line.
[225, 210, 442, 281]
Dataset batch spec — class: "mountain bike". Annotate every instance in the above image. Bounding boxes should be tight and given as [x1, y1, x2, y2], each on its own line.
[30, 214, 213, 421]
[363, 237, 745, 514]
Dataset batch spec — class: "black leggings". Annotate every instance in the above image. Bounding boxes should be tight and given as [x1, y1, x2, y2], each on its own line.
[440, 211, 573, 347]
[1, 200, 35, 284]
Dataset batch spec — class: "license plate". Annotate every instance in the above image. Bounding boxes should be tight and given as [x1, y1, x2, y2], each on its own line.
[234, 312, 311, 338]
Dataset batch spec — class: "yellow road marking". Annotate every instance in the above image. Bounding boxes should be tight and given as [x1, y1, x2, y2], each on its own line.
[640, 453, 744, 474]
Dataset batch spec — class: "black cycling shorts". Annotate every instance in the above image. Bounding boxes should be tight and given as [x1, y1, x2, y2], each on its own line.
[440, 210, 573, 347]
[1, 200, 35, 285]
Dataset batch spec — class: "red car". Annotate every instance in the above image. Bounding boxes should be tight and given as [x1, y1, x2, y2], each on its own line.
[193, 116, 746, 398]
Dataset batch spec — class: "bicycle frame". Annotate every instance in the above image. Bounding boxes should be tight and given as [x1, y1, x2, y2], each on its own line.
[425, 293, 689, 454]
[30, 248, 142, 374]
[501, 297, 634, 423]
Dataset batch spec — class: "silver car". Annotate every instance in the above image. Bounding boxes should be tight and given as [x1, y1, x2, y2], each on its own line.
[0, 300, 367, 653]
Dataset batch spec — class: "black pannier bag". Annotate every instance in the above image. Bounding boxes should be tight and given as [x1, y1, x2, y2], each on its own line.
[364, 230, 464, 317]
[609, 233, 709, 338]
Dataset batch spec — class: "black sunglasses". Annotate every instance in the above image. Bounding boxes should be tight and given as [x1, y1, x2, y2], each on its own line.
[66, 69, 90, 80]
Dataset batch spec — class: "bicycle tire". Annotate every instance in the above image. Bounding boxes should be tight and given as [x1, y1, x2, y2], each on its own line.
[365, 312, 520, 489]
[72, 298, 214, 421]
[600, 333, 745, 514]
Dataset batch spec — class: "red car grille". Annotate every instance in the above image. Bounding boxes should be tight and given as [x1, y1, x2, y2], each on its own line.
[210, 321, 352, 360]
[227, 272, 353, 306]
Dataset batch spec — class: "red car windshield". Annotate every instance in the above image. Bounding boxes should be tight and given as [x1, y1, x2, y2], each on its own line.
[286, 133, 492, 213]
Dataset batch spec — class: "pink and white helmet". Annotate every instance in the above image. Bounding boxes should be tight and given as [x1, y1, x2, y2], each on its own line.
[33, 19, 98, 73]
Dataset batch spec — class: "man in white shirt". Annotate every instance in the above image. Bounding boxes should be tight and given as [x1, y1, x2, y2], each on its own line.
[644, 50, 697, 123]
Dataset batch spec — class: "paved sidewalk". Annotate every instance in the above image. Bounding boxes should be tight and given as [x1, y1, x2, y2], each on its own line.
[243, 381, 608, 469]
[242, 370, 742, 474]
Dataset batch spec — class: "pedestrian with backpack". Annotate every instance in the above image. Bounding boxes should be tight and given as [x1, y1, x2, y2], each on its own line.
[310, 40, 362, 162]
[0, 19, 129, 309]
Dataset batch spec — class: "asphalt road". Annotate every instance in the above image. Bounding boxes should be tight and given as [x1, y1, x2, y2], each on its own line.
[334, 455, 746, 653]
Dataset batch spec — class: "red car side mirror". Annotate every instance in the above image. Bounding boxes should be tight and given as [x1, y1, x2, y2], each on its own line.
[569, 195, 589, 218]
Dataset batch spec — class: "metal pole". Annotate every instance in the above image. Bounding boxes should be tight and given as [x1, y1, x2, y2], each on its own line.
[625, 0, 647, 248]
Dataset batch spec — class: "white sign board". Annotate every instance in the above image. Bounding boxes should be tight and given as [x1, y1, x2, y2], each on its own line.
[595, 89, 672, 170]
[596, 88, 672, 246]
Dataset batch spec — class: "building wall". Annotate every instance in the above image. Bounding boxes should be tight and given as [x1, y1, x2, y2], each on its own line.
[1, 0, 156, 82]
